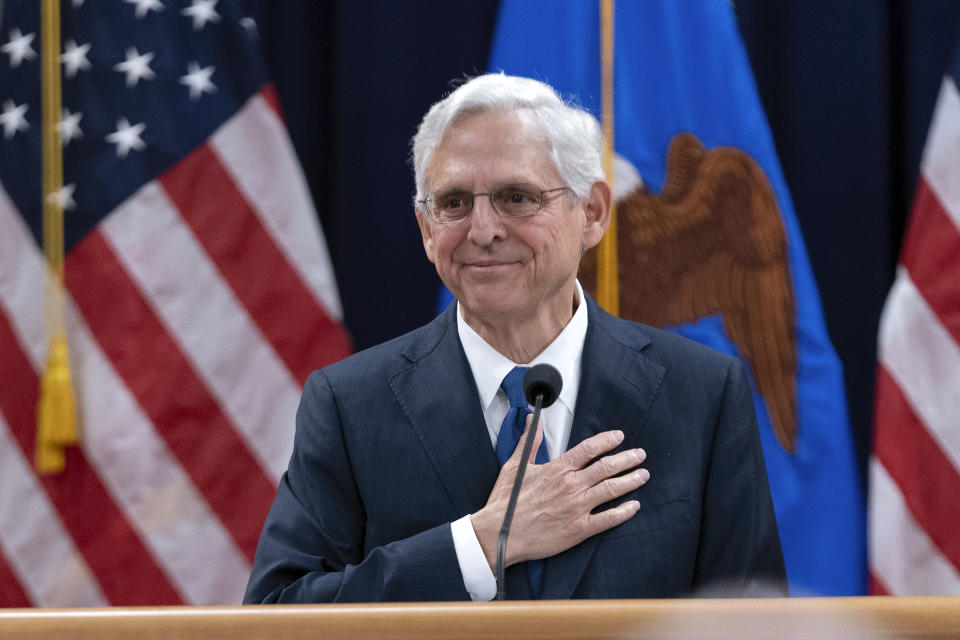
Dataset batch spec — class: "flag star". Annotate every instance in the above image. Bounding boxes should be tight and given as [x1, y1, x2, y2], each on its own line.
[124, 0, 165, 19]
[60, 39, 92, 79]
[239, 17, 258, 39]
[181, 0, 221, 31]
[179, 62, 216, 101]
[47, 184, 77, 211]
[0, 99, 30, 138]
[2, 28, 37, 68]
[58, 108, 84, 146]
[72, 0, 85, 7]
[105, 118, 146, 157]
[114, 47, 156, 87]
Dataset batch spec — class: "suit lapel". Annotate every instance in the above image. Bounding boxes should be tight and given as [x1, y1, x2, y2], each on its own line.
[541, 297, 666, 599]
[389, 306, 500, 517]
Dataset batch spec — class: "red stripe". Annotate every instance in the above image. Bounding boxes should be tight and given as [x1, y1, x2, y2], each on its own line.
[260, 84, 284, 121]
[873, 365, 960, 572]
[159, 143, 351, 386]
[66, 231, 276, 561]
[900, 178, 960, 346]
[0, 544, 32, 607]
[0, 310, 182, 605]
[867, 572, 889, 595]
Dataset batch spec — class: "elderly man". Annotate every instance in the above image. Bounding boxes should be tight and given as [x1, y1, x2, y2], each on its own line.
[244, 74, 786, 603]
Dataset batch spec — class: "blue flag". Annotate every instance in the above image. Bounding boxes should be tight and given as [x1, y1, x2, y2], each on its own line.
[487, 0, 865, 596]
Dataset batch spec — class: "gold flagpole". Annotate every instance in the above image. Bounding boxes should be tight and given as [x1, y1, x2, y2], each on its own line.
[37, 0, 78, 473]
[596, 0, 618, 315]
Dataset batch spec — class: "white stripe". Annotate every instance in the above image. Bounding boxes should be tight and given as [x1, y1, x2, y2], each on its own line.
[0, 185, 47, 368]
[0, 411, 108, 607]
[0, 192, 250, 605]
[211, 93, 344, 319]
[921, 76, 960, 232]
[869, 458, 960, 594]
[101, 182, 299, 482]
[878, 267, 960, 473]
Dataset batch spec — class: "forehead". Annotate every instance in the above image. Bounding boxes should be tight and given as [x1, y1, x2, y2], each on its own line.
[425, 109, 562, 190]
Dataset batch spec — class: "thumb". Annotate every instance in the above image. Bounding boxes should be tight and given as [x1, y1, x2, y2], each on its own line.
[510, 413, 543, 466]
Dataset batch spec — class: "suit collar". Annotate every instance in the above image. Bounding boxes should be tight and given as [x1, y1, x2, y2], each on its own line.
[390, 305, 501, 515]
[542, 295, 664, 599]
[391, 298, 666, 600]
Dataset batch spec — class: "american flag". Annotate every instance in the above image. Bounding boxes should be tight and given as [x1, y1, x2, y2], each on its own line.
[0, 0, 350, 605]
[869, 44, 960, 594]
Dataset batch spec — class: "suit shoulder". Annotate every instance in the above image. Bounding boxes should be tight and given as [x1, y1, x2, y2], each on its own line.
[594, 310, 741, 383]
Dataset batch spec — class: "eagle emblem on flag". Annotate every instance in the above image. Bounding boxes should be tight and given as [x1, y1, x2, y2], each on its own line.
[582, 133, 798, 452]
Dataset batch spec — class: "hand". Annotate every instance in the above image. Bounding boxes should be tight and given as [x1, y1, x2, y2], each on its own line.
[471, 417, 649, 571]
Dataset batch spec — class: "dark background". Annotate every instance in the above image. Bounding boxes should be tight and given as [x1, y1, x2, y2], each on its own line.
[249, 1, 960, 485]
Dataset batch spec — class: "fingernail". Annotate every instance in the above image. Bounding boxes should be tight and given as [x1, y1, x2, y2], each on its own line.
[612, 430, 624, 441]
[639, 469, 650, 482]
[635, 448, 646, 463]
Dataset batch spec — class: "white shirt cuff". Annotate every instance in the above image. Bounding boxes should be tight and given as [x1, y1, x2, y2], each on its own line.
[450, 515, 497, 601]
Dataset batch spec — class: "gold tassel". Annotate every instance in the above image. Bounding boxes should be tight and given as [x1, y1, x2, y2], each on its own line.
[35, 332, 77, 474]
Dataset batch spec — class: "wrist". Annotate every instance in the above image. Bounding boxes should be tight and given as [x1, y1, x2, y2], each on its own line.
[470, 508, 500, 572]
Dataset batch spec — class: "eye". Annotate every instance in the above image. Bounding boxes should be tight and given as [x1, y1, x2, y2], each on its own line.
[437, 191, 470, 212]
[495, 186, 541, 215]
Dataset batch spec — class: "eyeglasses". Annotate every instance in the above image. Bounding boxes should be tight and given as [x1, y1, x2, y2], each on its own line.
[418, 184, 572, 224]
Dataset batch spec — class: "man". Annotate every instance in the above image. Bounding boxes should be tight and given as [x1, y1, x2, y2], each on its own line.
[244, 74, 786, 603]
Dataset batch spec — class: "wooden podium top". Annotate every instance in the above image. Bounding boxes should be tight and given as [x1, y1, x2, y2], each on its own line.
[1, 597, 959, 639]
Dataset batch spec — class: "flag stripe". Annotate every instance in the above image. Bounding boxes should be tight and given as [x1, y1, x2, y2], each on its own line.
[874, 365, 960, 571]
[211, 90, 345, 323]
[159, 143, 350, 385]
[65, 230, 275, 562]
[0, 545, 31, 607]
[899, 178, 960, 346]
[101, 181, 300, 482]
[0, 409, 106, 607]
[2, 193, 254, 605]
[0, 307, 176, 605]
[878, 268, 960, 473]
[921, 76, 960, 232]
[868, 459, 960, 594]
[867, 574, 889, 596]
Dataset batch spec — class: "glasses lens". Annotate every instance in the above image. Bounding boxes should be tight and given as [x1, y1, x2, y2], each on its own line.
[431, 190, 473, 222]
[492, 185, 541, 217]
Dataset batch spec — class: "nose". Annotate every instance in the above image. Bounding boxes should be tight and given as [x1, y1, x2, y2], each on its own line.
[465, 194, 507, 246]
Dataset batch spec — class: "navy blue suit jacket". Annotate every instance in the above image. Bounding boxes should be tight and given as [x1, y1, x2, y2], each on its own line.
[244, 295, 786, 602]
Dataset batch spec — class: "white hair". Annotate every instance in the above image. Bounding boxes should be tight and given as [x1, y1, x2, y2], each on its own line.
[411, 73, 604, 205]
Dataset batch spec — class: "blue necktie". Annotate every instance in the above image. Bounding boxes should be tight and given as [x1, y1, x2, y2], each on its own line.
[496, 366, 549, 598]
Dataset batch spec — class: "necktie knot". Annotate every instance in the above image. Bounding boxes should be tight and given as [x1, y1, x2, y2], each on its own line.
[500, 366, 529, 409]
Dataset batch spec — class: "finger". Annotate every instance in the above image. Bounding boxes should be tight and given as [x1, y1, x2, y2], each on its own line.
[557, 430, 624, 470]
[508, 414, 544, 466]
[583, 499, 641, 538]
[578, 447, 646, 486]
[583, 467, 650, 507]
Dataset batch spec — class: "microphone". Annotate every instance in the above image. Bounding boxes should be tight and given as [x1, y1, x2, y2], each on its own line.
[496, 363, 563, 600]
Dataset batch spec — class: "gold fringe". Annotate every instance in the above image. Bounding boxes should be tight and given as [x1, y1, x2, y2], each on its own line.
[36, 333, 78, 473]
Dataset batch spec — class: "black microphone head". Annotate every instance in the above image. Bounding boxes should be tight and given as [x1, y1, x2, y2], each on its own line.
[523, 364, 563, 408]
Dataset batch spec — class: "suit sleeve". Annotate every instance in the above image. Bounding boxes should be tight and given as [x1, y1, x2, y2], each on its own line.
[693, 359, 789, 596]
[243, 371, 470, 603]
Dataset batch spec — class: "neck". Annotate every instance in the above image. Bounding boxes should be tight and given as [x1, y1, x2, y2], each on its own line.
[461, 286, 579, 364]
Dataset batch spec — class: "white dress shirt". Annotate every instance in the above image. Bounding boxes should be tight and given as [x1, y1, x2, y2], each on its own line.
[450, 281, 589, 601]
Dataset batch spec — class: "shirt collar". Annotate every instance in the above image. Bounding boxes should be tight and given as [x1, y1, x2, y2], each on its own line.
[457, 280, 588, 414]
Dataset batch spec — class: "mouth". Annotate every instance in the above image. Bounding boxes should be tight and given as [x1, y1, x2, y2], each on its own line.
[464, 259, 520, 268]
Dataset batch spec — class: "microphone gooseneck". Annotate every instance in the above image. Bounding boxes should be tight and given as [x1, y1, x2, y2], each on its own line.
[496, 364, 563, 600]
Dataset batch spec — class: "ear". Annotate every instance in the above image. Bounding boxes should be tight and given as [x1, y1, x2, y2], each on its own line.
[580, 179, 612, 250]
[415, 208, 437, 264]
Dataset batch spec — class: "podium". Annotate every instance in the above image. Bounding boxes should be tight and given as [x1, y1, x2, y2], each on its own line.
[1, 597, 959, 639]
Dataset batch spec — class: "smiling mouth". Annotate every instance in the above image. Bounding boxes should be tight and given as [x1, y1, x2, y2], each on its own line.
[464, 260, 520, 270]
